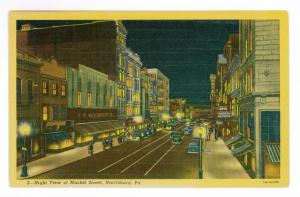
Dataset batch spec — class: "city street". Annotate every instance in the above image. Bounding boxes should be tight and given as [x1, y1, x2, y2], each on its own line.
[33, 122, 249, 179]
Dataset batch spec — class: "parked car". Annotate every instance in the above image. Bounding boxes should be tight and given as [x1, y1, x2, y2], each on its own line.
[103, 137, 113, 149]
[184, 127, 192, 135]
[170, 130, 179, 138]
[171, 133, 183, 144]
[187, 140, 200, 154]
[166, 124, 172, 130]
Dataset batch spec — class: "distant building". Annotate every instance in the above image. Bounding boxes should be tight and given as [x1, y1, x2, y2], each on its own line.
[209, 74, 217, 116]
[169, 98, 186, 118]
[140, 67, 151, 121]
[147, 68, 169, 123]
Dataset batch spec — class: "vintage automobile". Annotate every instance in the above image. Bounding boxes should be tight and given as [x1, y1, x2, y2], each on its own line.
[187, 140, 200, 154]
[171, 133, 183, 144]
[103, 137, 113, 149]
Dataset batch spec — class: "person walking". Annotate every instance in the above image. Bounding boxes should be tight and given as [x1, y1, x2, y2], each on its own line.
[88, 142, 94, 156]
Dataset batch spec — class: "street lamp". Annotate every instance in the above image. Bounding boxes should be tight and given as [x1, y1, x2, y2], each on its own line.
[18, 122, 32, 177]
[193, 126, 206, 179]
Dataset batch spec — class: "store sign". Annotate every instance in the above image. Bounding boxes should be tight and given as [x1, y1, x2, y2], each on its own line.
[218, 111, 231, 118]
[219, 106, 228, 111]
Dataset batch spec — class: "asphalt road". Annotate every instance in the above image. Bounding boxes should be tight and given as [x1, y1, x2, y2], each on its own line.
[34, 123, 200, 179]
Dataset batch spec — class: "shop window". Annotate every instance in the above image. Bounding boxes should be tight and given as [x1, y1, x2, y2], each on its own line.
[239, 111, 244, 135]
[52, 83, 57, 96]
[42, 106, 48, 121]
[261, 111, 280, 142]
[61, 84, 66, 97]
[27, 80, 33, 104]
[248, 112, 255, 140]
[17, 78, 21, 104]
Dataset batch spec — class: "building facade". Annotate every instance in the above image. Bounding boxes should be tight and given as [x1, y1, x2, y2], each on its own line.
[16, 50, 43, 164]
[125, 48, 142, 119]
[39, 58, 70, 153]
[237, 20, 280, 178]
[147, 68, 170, 123]
[17, 21, 128, 120]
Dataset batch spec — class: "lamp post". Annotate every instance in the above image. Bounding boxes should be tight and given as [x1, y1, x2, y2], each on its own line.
[18, 122, 32, 177]
[198, 137, 203, 179]
[193, 126, 205, 179]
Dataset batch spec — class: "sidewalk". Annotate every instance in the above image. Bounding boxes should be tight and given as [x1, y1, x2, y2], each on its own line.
[202, 138, 250, 179]
[17, 141, 116, 179]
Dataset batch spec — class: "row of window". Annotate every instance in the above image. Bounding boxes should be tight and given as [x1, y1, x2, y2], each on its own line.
[42, 81, 66, 97]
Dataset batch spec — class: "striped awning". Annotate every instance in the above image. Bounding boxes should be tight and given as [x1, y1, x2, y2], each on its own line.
[266, 144, 280, 163]
[225, 134, 242, 146]
[231, 143, 252, 156]
[74, 120, 124, 136]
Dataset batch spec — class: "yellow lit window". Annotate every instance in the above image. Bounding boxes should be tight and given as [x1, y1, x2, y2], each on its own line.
[42, 81, 48, 95]
[52, 83, 57, 96]
[61, 84, 66, 97]
[42, 106, 48, 121]
[77, 92, 81, 107]
[87, 93, 92, 106]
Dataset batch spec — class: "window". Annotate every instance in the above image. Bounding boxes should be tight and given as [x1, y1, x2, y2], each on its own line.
[42, 106, 48, 121]
[52, 83, 57, 96]
[17, 78, 21, 104]
[61, 84, 66, 97]
[77, 92, 81, 107]
[77, 76, 81, 91]
[27, 80, 33, 104]
[42, 81, 48, 95]
[261, 111, 280, 142]
[96, 82, 100, 106]
[248, 112, 255, 140]
[87, 93, 92, 106]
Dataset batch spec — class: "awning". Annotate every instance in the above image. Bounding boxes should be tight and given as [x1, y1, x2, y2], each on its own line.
[74, 120, 124, 136]
[45, 131, 68, 141]
[266, 144, 280, 163]
[231, 143, 252, 156]
[225, 134, 242, 146]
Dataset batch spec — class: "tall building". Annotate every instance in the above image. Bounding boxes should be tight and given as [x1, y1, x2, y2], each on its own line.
[209, 74, 217, 116]
[17, 21, 128, 119]
[147, 68, 170, 123]
[125, 48, 142, 119]
[140, 67, 151, 121]
[237, 20, 280, 178]
[16, 50, 43, 164]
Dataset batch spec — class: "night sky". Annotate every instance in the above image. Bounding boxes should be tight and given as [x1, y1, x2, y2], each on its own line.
[17, 20, 239, 106]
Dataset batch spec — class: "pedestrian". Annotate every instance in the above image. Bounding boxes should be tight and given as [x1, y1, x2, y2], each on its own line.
[215, 128, 219, 141]
[208, 127, 212, 141]
[88, 142, 94, 156]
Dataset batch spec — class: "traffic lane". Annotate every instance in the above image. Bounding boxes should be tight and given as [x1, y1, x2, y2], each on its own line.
[33, 130, 170, 179]
[144, 135, 199, 179]
[97, 138, 173, 179]
[96, 123, 186, 178]
[96, 133, 171, 177]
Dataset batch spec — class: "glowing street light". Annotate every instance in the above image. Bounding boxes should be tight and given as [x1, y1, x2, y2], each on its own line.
[133, 116, 143, 124]
[18, 122, 32, 177]
[160, 113, 170, 121]
[175, 112, 184, 120]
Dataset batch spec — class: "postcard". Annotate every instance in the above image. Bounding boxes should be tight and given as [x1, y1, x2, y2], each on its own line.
[9, 11, 289, 187]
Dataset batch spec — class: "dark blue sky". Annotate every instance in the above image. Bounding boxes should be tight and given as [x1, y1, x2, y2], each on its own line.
[123, 21, 239, 105]
[17, 20, 239, 106]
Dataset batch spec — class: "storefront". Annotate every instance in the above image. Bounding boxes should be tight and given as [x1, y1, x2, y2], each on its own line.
[44, 131, 74, 153]
[74, 120, 125, 146]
